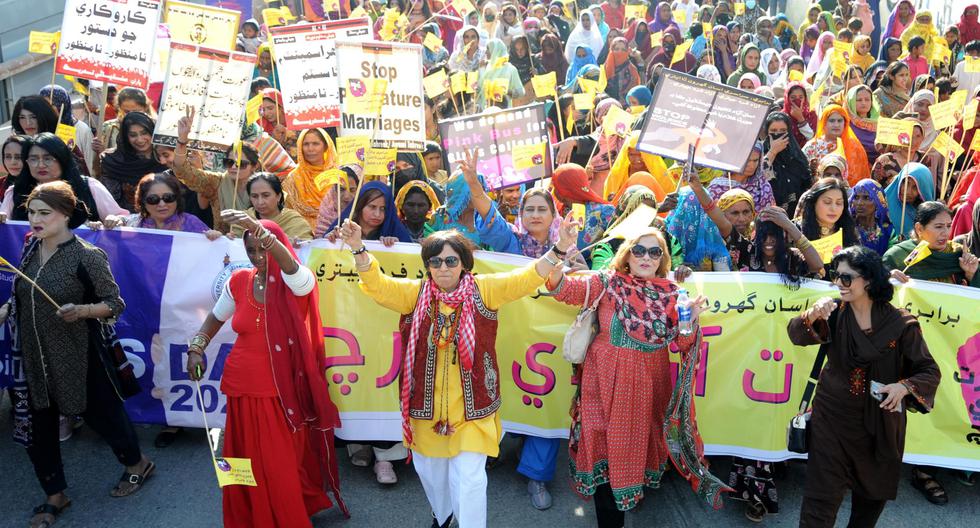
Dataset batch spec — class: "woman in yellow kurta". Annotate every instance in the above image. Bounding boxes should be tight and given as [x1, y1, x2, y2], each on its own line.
[603, 131, 670, 202]
[900, 11, 940, 67]
[337, 154, 578, 528]
[282, 128, 338, 228]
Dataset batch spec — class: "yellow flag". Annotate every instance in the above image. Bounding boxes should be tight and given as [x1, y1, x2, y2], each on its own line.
[380, 8, 410, 41]
[350, 5, 368, 18]
[245, 94, 262, 125]
[573, 92, 593, 111]
[809, 81, 825, 107]
[702, 23, 713, 38]
[651, 32, 663, 48]
[466, 72, 480, 93]
[964, 99, 979, 131]
[492, 55, 508, 69]
[971, 132, 980, 151]
[56, 123, 76, 147]
[314, 168, 347, 191]
[788, 70, 804, 82]
[28, 31, 60, 55]
[214, 457, 257, 488]
[597, 64, 608, 92]
[531, 72, 557, 97]
[931, 130, 965, 163]
[672, 9, 687, 24]
[933, 42, 951, 64]
[512, 142, 547, 170]
[733, 2, 746, 15]
[63, 75, 88, 96]
[571, 203, 586, 224]
[811, 230, 843, 264]
[345, 78, 388, 114]
[262, 7, 291, 28]
[364, 148, 398, 174]
[336, 136, 370, 165]
[423, 32, 443, 53]
[560, 0, 576, 18]
[929, 97, 962, 130]
[423, 69, 449, 98]
[874, 117, 915, 148]
[628, 105, 647, 115]
[903, 240, 933, 270]
[604, 204, 659, 240]
[578, 77, 599, 95]
[484, 78, 509, 103]
[451, 0, 477, 17]
[625, 5, 646, 20]
[450, 72, 469, 94]
[602, 105, 636, 137]
[671, 40, 693, 65]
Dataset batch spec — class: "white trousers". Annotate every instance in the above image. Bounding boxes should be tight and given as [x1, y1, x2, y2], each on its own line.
[412, 450, 488, 528]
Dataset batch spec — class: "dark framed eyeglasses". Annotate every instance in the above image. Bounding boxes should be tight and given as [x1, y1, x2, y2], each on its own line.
[629, 244, 664, 259]
[829, 270, 855, 287]
[223, 158, 252, 169]
[144, 193, 177, 205]
[427, 256, 461, 269]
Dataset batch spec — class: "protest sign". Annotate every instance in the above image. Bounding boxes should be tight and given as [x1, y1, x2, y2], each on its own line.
[531, 72, 557, 97]
[875, 117, 915, 147]
[153, 43, 255, 152]
[810, 230, 843, 263]
[637, 69, 772, 172]
[602, 104, 636, 137]
[423, 69, 449, 98]
[55, 123, 76, 149]
[270, 18, 372, 130]
[930, 130, 965, 163]
[56, 0, 163, 88]
[364, 148, 397, 175]
[930, 96, 963, 130]
[205, 0, 251, 19]
[336, 40, 426, 150]
[439, 102, 553, 190]
[336, 135, 370, 165]
[965, 99, 979, 131]
[28, 31, 60, 55]
[164, 0, 240, 51]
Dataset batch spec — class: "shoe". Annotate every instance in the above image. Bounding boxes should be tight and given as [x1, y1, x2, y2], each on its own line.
[430, 513, 454, 528]
[957, 471, 976, 486]
[59, 415, 73, 442]
[744, 501, 766, 523]
[527, 479, 552, 510]
[348, 445, 372, 467]
[374, 460, 397, 484]
[912, 468, 949, 505]
[154, 427, 182, 448]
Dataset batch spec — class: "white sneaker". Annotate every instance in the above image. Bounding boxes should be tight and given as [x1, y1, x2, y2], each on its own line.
[373, 460, 397, 484]
[527, 479, 552, 510]
[58, 415, 73, 442]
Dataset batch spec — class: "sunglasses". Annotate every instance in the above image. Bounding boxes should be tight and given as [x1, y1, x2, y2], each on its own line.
[630, 244, 664, 259]
[427, 256, 461, 269]
[145, 193, 177, 205]
[829, 270, 856, 287]
[223, 158, 252, 169]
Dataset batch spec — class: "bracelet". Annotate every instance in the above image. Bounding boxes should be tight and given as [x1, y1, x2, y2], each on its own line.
[551, 245, 567, 257]
[351, 245, 368, 255]
[260, 236, 276, 250]
[176, 138, 188, 145]
[543, 252, 560, 267]
[187, 348, 204, 358]
[189, 333, 211, 351]
[794, 236, 812, 250]
[704, 200, 717, 213]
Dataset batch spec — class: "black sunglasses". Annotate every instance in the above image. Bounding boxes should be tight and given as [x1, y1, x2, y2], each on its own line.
[223, 158, 252, 169]
[830, 270, 856, 287]
[427, 256, 461, 269]
[144, 193, 177, 205]
[630, 244, 664, 259]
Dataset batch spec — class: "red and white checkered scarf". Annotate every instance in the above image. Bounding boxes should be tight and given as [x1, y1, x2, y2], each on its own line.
[402, 272, 477, 448]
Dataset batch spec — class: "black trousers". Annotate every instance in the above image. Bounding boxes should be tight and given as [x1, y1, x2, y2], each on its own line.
[25, 355, 142, 496]
[799, 493, 888, 528]
[594, 483, 625, 528]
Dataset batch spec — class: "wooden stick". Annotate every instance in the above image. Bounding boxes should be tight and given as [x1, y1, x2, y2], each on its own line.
[231, 144, 245, 209]
[555, 94, 566, 141]
[0, 262, 61, 311]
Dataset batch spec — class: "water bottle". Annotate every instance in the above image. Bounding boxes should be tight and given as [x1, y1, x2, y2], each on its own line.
[677, 288, 693, 336]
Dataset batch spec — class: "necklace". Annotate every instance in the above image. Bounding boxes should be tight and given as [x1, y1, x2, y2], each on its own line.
[432, 304, 462, 437]
[819, 225, 834, 237]
[254, 275, 266, 291]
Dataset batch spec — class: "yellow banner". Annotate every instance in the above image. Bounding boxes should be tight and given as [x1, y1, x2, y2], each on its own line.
[308, 244, 980, 470]
[625, 5, 646, 20]
[336, 135, 369, 166]
[423, 32, 443, 53]
[55, 123, 76, 148]
[213, 457, 257, 487]
[512, 142, 547, 170]
[931, 130, 965, 163]
[364, 147, 397, 175]
[28, 31, 60, 55]
[875, 117, 915, 148]
[531, 73, 557, 97]
[602, 105, 636, 137]
[164, 0, 240, 51]
[930, 96, 964, 130]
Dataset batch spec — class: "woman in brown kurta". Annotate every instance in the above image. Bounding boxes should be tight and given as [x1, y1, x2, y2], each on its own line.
[787, 246, 940, 527]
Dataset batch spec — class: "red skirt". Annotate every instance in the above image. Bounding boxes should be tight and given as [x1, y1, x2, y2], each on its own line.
[222, 395, 333, 528]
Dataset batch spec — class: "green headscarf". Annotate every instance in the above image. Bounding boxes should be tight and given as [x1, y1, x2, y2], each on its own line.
[477, 38, 525, 108]
[726, 43, 768, 86]
[883, 239, 980, 287]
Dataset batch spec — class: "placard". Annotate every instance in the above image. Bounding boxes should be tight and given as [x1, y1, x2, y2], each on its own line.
[56, 0, 163, 88]
[270, 18, 372, 130]
[164, 0, 240, 51]
[636, 69, 772, 172]
[439, 102, 553, 190]
[875, 117, 915, 147]
[336, 40, 426, 150]
[153, 43, 255, 153]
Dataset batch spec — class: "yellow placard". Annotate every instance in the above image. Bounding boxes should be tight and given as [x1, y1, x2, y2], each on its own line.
[971, 132, 980, 151]
[930, 97, 961, 130]
[832, 40, 852, 59]
[364, 148, 397, 174]
[28, 31, 59, 55]
[811, 230, 843, 263]
[625, 5, 646, 20]
[787, 69, 804, 82]
[466, 72, 480, 94]
[875, 117, 915, 147]
[336, 136, 370, 166]
[931, 130, 965, 162]
[512, 142, 547, 170]
[573, 92, 593, 111]
[578, 77, 599, 95]
[213, 457, 257, 488]
[733, 2, 746, 15]
[165, 0, 240, 50]
[671, 39, 693, 65]
[602, 105, 636, 137]
[55, 123, 76, 147]
[345, 78, 388, 115]
[629, 105, 647, 115]
[451, 0, 477, 17]
[245, 94, 262, 125]
[314, 168, 347, 191]
[531, 72, 557, 97]
[702, 23, 713, 38]
[964, 99, 979, 131]
[423, 69, 449, 98]
[672, 9, 687, 23]
[967, 56, 980, 73]
[423, 32, 443, 53]
[349, 5, 368, 18]
[450, 71, 468, 94]
[379, 8, 410, 41]
[809, 81, 825, 107]
[903, 241, 933, 269]
[651, 32, 663, 48]
[571, 203, 586, 225]
[597, 64, 608, 92]
[933, 42, 951, 64]
[262, 7, 293, 28]
[605, 204, 659, 240]
[485, 78, 509, 103]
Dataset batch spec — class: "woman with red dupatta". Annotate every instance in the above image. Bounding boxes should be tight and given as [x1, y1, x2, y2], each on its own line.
[187, 213, 346, 527]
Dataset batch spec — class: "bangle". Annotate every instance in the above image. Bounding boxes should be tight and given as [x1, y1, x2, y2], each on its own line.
[260, 236, 276, 250]
[551, 245, 567, 257]
[351, 245, 368, 255]
[543, 252, 559, 267]
[187, 348, 204, 358]
[795, 236, 812, 251]
[189, 333, 211, 351]
[176, 139, 188, 146]
[704, 200, 717, 213]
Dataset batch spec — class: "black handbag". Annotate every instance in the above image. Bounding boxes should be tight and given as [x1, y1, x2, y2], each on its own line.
[787, 345, 826, 454]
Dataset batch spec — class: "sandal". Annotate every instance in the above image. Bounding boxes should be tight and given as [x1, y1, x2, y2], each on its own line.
[912, 469, 948, 505]
[29, 500, 71, 528]
[110, 460, 155, 498]
[154, 427, 182, 448]
[744, 501, 766, 523]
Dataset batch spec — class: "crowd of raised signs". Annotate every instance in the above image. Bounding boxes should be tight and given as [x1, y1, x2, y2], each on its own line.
[2, 0, 980, 527]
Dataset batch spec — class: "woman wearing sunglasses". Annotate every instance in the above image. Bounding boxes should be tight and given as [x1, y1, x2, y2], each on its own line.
[548, 227, 729, 526]
[335, 169, 579, 527]
[106, 173, 223, 239]
[788, 245, 941, 526]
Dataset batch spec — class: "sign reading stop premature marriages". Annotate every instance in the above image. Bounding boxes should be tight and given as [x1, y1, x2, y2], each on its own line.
[637, 69, 772, 173]
[270, 18, 372, 130]
[336, 40, 426, 150]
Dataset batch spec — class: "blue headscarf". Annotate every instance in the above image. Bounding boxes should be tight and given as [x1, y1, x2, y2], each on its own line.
[626, 85, 652, 107]
[428, 172, 497, 246]
[39, 85, 75, 125]
[849, 179, 894, 256]
[666, 187, 731, 270]
[565, 45, 597, 85]
[421, 23, 449, 68]
[329, 181, 414, 242]
[883, 163, 935, 239]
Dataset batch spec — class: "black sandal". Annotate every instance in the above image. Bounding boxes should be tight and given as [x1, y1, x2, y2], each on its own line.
[912, 469, 949, 505]
[30, 500, 71, 528]
[110, 461, 155, 498]
[154, 428, 182, 448]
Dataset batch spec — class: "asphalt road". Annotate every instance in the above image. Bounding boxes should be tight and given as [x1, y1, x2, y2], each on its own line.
[1, 396, 978, 527]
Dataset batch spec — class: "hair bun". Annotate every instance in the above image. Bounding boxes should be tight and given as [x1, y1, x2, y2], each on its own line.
[68, 199, 90, 229]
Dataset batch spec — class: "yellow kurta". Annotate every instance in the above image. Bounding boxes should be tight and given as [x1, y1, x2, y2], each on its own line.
[358, 255, 546, 458]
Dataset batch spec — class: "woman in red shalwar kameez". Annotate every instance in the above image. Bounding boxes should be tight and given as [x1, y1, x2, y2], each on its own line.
[187, 213, 347, 527]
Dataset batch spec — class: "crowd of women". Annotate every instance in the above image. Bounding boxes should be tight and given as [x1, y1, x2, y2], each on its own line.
[1, 1, 979, 527]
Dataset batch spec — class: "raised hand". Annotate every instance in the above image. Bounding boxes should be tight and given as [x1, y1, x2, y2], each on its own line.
[177, 106, 195, 143]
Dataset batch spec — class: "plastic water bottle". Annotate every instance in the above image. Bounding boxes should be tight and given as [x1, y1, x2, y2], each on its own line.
[677, 288, 693, 336]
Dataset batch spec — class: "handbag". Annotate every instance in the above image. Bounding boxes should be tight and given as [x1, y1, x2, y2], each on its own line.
[787, 344, 827, 453]
[562, 274, 606, 364]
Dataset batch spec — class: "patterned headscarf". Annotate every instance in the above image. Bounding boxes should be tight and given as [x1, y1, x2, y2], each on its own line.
[666, 187, 731, 270]
[38, 85, 75, 125]
[717, 188, 755, 213]
[394, 179, 442, 220]
[817, 153, 849, 182]
[848, 178, 893, 255]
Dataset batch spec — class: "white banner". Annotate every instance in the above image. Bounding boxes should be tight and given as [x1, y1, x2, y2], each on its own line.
[269, 18, 372, 130]
[56, 0, 163, 88]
